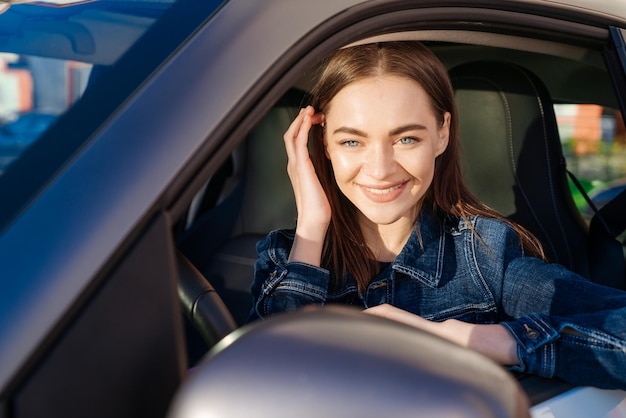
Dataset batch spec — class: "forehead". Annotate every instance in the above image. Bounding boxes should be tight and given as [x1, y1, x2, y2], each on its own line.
[325, 75, 436, 125]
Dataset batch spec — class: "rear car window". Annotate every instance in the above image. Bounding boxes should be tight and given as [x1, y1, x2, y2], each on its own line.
[555, 104, 626, 219]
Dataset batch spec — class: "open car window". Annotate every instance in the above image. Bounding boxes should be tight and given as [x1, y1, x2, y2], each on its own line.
[555, 103, 626, 219]
[176, 28, 626, 333]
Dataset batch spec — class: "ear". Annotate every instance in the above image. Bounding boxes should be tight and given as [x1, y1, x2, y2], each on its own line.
[323, 133, 331, 160]
[435, 112, 451, 156]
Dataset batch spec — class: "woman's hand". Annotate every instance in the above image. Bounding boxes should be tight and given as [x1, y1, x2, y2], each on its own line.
[284, 106, 330, 266]
[365, 304, 519, 366]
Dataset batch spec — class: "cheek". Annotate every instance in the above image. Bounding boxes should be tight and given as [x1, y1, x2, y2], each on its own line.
[397, 151, 437, 179]
[328, 150, 359, 180]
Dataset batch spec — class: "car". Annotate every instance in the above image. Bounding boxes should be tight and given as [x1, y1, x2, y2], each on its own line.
[0, 112, 57, 174]
[0, 0, 625, 417]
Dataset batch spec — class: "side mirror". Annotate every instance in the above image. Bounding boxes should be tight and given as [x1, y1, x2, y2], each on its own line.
[169, 306, 529, 418]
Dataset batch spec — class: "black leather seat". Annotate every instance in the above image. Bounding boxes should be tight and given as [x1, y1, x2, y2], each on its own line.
[450, 61, 591, 278]
[176, 92, 303, 365]
[181, 91, 304, 327]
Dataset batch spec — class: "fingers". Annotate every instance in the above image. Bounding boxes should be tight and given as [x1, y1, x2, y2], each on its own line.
[283, 108, 304, 159]
[294, 107, 314, 160]
[283, 106, 324, 158]
[282, 106, 332, 232]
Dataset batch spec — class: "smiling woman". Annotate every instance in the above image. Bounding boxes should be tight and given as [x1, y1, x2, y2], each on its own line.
[322, 76, 449, 246]
[249, 41, 626, 391]
[301, 42, 544, 295]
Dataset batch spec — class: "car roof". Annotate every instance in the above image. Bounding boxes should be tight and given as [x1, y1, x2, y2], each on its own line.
[529, 0, 626, 21]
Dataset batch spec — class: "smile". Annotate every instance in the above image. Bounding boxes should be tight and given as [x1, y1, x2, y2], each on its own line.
[359, 180, 409, 203]
[363, 182, 406, 195]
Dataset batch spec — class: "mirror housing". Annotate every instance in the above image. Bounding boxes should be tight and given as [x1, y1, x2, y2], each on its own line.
[169, 306, 529, 418]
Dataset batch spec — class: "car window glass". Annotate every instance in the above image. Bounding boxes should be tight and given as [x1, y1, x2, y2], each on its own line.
[0, 0, 225, 233]
[555, 104, 626, 220]
[0, 0, 182, 176]
[0, 53, 91, 175]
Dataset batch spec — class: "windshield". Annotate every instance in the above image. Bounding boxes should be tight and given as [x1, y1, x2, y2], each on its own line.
[0, 54, 90, 174]
[0, 0, 179, 175]
[0, 0, 224, 231]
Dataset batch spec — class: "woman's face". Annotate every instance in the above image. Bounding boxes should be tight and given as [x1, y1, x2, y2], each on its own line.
[323, 75, 450, 227]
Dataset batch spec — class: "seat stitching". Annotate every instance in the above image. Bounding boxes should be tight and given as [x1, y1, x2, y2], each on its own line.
[478, 75, 558, 259]
[519, 70, 573, 266]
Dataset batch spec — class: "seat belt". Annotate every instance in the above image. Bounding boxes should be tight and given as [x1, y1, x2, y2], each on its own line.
[587, 186, 626, 289]
[568, 170, 626, 289]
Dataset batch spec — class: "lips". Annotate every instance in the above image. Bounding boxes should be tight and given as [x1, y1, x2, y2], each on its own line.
[363, 183, 404, 194]
[359, 180, 408, 203]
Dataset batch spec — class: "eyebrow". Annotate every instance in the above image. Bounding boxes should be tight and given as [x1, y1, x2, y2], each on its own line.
[389, 124, 428, 136]
[332, 124, 428, 137]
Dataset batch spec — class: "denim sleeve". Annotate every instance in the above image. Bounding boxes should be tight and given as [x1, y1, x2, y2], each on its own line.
[248, 229, 330, 322]
[499, 250, 626, 390]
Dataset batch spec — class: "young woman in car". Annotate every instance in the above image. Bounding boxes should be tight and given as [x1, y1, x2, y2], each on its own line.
[250, 41, 626, 390]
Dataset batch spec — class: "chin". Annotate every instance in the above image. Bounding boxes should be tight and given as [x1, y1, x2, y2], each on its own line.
[358, 203, 418, 226]
[361, 212, 406, 226]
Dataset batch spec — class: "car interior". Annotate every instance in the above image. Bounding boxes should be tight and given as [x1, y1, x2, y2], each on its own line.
[173, 30, 626, 400]
[3, 4, 626, 414]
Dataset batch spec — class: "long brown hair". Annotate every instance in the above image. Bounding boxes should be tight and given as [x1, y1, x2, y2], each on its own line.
[308, 41, 544, 294]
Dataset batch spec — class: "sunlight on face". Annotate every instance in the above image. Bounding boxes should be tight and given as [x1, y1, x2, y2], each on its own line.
[324, 75, 450, 229]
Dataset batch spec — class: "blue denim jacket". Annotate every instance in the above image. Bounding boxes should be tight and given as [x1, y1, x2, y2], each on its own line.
[250, 209, 626, 390]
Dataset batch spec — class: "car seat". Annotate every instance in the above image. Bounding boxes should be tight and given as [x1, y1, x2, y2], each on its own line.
[449, 61, 592, 278]
[180, 90, 305, 327]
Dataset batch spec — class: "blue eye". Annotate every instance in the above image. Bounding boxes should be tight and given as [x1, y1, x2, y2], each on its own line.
[399, 137, 417, 144]
[342, 140, 360, 147]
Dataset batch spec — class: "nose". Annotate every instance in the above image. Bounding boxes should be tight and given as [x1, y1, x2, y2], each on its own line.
[363, 143, 396, 180]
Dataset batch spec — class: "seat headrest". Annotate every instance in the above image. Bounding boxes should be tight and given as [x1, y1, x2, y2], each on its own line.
[234, 89, 308, 235]
[450, 61, 561, 217]
[450, 61, 589, 274]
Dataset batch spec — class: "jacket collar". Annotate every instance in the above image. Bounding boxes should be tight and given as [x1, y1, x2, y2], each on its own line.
[391, 207, 448, 288]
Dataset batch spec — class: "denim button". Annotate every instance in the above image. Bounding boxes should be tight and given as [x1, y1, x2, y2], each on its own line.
[524, 324, 540, 340]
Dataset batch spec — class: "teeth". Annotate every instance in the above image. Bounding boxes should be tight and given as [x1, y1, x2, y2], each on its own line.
[365, 184, 403, 194]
